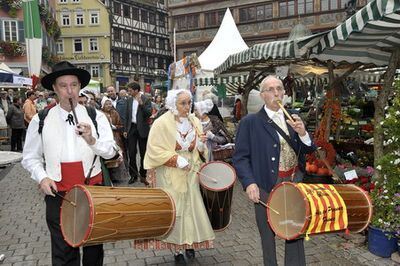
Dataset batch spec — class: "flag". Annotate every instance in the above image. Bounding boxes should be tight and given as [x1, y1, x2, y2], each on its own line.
[23, 0, 42, 89]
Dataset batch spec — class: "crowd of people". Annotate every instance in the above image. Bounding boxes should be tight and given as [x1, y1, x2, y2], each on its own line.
[5, 60, 316, 266]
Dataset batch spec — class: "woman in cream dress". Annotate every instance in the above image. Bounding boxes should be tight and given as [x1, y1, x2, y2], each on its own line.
[134, 89, 215, 264]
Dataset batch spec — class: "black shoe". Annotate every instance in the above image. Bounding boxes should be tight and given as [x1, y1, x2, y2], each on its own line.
[185, 249, 195, 259]
[174, 253, 186, 264]
[128, 176, 137, 184]
[140, 177, 149, 186]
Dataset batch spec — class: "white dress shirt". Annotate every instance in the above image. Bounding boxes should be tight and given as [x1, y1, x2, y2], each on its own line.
[131, 97, 139, 124]
[264, 105, 311, 146]
[22, 104, 116, 184]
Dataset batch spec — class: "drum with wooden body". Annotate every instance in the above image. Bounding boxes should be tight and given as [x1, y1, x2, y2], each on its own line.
[198, 161, 236, 231]
[267, 182, 372, 240]
[60, 185, 175, 247]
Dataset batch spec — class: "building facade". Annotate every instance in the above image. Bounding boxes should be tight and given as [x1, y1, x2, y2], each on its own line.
[0, 0, 58, 78]
[101, 0, 173, 90]
[55, 0, 112, 88]
[167, 0, 367, 60]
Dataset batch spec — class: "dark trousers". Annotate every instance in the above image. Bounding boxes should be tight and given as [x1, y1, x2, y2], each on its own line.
[127, 123, 147, 178]
[11, 128, 23, 151]
[254, 173, 306, 266]
[45, 195, 104, 266]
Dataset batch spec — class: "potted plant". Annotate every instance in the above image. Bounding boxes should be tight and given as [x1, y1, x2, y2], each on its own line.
[368, 80, 400, 258]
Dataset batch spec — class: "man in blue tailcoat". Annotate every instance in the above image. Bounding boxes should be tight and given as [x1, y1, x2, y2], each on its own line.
[233, 75, 317, 266]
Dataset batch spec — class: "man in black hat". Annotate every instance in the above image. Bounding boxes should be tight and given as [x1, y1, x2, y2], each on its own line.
[22, 61, 116, 265]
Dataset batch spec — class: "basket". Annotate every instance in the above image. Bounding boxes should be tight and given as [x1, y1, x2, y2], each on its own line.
[212, 147, 234, 160]
[104, 158, 122, 168]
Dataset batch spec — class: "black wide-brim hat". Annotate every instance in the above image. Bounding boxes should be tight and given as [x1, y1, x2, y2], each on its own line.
[41, 61, 91, 91]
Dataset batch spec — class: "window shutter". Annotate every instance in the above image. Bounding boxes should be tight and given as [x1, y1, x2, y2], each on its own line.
[18, 21, 25, 43]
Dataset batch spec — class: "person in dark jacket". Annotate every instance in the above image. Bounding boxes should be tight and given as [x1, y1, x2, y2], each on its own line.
[6, 97, 25, 151]
[233, 75, 317, 266]
[123, 82, 152, 184]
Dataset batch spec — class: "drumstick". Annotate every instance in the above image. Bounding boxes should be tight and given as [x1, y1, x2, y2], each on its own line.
[259, 200, 280, 215]
[69, 98, 82, 135]
[51, 188, 76, 207]
[276, 100, 295, 124]
[195, 170, 218, 183]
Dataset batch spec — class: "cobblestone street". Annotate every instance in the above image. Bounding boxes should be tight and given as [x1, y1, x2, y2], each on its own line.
[0, 163, 397, 265]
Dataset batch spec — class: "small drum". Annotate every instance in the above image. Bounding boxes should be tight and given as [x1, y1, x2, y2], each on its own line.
[60, 185, 175, 247]
[267, 182, 372, 240]
[198, 161, 236, 231]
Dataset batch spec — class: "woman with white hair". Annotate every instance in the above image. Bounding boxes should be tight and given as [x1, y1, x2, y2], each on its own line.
[195, 99, 232, 161]
[134, 89, 215, 264]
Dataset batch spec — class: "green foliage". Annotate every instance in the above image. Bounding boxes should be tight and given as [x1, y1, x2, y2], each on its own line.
[370, 79, 400, 237]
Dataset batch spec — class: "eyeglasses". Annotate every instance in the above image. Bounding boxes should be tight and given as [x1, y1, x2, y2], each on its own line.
[261, 86, 284, 93]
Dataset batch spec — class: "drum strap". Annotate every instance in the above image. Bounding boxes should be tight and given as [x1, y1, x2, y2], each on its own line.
[257, 111, 299, 154]
[257, 111, 302, 180]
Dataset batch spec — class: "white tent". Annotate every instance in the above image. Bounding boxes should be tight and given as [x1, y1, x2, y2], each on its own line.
[198, 8, 248, 71]
[0, 63, 32, 87]
[196, 8, 249, 105]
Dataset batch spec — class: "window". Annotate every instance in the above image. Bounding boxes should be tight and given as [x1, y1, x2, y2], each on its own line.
[159, 14, 165, 26]
[141, 10, 148, 23]
[175, 15, 199, 30]
[75, 13, 84, 25]
[114, 28, 121, 41]
[205, 10, 224, 27]
[56, 40, 64, 54]
[71, 0, 80, 2]
[113, 2, 121, 16]
[148, 57, 154, 68]
[122, 52, 129, 64]
[59, 0, 67, 3]
[89, 38, 98, 52]
[77, 65, 86, 70]
[73, 38, 83, 53]
[132, 54, 138, 65]
[123, 31, 130, 43]
[239, 7, 256, 22]
[149, 12, 156, 24]
[140, 55, 146, 67]
[113, 51, 121, 64]
[132, 32, 139, 44]
[132, 7, 139, 20]
[279, 1, 295, 17]
[256, 4, 273, 20]
[123, 4, 130, 18]
[149, 36, 156, 48]
[140, 35, 147, 46]
[90, 12, 99, 25]
[159, 38, 165, 50]
[187, 14, 199, 29]
[324, 0, 339, 10]
[61, 13, 70, 26]
[90, 65, 99, 77]
[2, 21, 18, 41]
[298, 0, 314, 14]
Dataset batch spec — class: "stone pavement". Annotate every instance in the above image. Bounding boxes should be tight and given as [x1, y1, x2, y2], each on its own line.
[0, 163, 398, 266]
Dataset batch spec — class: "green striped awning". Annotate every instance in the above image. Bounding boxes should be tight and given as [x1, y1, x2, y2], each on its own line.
[294, 73, 383, 87]
[193, 75, 248, 95]
[215, 34, 324, 75]
[307, 0, 400, 66]
[194, 75, 248, 86]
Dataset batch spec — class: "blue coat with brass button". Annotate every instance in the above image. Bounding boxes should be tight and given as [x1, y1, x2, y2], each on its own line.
[233, 108, 317, 193]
